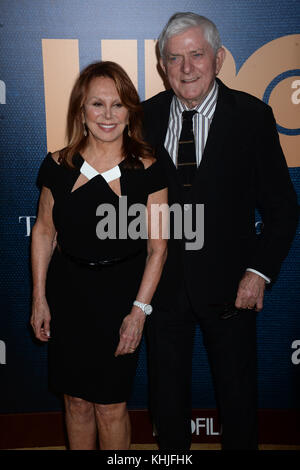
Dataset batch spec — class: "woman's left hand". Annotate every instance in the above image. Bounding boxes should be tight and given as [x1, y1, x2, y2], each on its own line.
[114, 307, 146, 356]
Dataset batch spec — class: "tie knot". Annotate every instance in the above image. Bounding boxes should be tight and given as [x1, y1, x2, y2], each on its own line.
[182, 110, 197, 121]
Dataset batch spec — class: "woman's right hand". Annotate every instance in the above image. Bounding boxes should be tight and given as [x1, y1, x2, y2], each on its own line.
[31, 297, 51, 342]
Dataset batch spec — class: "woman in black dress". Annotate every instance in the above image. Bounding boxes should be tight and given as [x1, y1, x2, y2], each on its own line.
[30, 61, 168, 450]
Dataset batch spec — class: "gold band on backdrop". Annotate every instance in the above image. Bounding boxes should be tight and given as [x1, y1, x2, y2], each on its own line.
[42, 36, 300, 167]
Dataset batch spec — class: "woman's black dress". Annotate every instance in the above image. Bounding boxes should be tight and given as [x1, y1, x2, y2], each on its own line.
[37, 153, 166, 404]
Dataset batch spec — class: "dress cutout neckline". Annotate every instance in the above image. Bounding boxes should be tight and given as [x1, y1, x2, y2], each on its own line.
[80, 160, 121, 183]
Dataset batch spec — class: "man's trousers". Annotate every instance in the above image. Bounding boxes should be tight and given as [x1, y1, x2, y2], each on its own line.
[146, 285, 258, 450]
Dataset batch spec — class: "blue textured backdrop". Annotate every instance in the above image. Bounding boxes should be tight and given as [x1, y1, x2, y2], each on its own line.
[0, 0, 299, 414]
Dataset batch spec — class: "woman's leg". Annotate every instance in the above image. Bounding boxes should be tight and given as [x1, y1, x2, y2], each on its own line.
[94, 402, 131, 450]
[64, 395, 97, 449]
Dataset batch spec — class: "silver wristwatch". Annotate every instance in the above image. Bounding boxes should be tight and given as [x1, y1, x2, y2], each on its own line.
[133, 300, 153, 315]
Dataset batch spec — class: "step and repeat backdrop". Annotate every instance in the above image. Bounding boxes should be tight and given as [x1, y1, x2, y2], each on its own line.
[0, 0, 299, 442]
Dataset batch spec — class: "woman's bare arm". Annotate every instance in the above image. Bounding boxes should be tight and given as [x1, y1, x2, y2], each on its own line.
[115, 186, 168, 356]
[30, 187, 56, 341]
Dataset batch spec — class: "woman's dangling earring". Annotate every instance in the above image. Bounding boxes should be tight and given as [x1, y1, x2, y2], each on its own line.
[83, 122, 87, 137]
[127, 125, 131, 138]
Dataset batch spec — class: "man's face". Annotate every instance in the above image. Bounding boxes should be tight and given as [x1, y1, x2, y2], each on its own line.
[161, 26, 225, 108]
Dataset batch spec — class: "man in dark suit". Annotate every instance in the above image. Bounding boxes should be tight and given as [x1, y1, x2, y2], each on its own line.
[143, 12, 299, 450]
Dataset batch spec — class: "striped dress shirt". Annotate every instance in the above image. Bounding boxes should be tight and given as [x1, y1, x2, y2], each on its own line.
[164, 81, 218, 167]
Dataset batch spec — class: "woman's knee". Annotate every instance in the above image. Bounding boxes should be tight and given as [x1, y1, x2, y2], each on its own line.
[94, 402, 127, 424]
[64, 395, 94, 418]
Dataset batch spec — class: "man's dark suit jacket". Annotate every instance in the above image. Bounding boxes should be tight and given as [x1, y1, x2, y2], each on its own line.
[142, 78, 299, 310]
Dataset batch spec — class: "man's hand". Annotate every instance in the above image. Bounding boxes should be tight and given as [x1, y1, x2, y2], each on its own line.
[235, 271, 266, 312]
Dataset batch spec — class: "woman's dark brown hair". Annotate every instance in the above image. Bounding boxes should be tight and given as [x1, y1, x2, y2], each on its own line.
[59, 61, 153, 169]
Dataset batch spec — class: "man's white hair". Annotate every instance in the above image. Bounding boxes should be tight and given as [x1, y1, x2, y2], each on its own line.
[158, 12, 222, 60]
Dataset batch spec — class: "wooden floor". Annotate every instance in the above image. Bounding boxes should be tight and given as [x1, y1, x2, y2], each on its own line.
[11, 444, 300, 450]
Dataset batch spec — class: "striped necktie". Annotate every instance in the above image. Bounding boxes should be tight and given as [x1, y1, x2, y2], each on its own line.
[177, 110, 197, 190]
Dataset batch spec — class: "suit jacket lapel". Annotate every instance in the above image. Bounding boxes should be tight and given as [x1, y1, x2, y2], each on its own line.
[195, 79, 235, 176]
[152, 90, 183, 194]
[155, 89, 174, 145]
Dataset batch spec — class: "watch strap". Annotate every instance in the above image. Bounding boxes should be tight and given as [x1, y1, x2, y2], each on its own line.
[133, 300, 152, 315]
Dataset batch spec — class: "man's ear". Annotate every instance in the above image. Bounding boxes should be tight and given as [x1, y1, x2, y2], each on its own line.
[159, 57, 167, 75]
[215, 47, 226, 75]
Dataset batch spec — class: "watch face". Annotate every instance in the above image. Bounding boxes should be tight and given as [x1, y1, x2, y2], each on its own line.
[144, 304, 153, 315]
